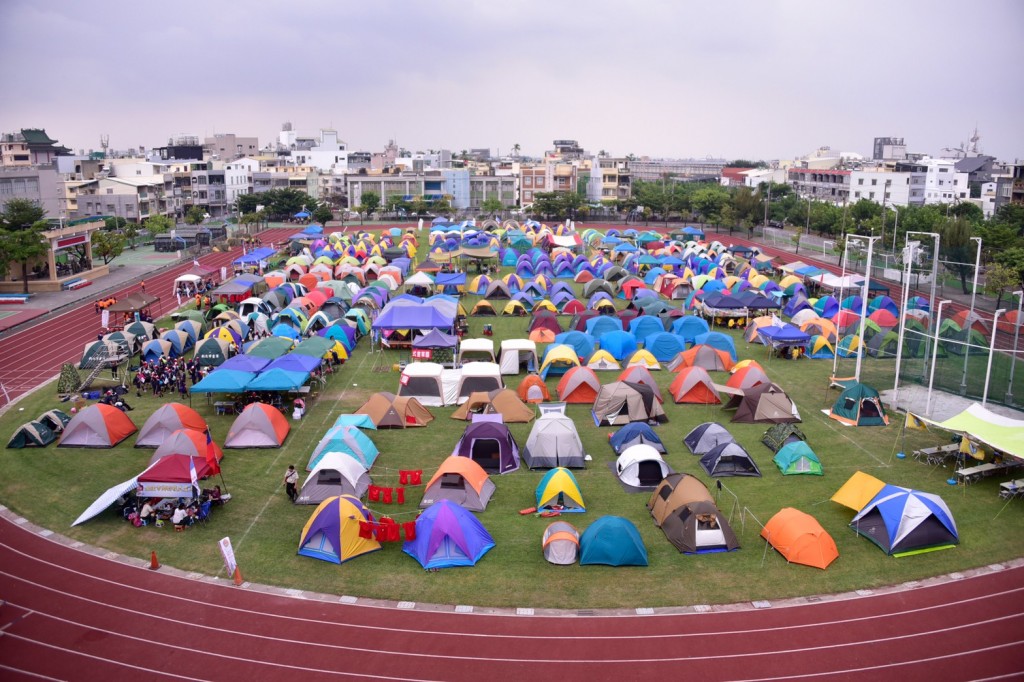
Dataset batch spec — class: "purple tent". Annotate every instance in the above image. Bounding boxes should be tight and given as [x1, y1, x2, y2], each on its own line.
[452, 421, 520, 474]
[218, 355, 272, 373]
[403, 499, 495, 569]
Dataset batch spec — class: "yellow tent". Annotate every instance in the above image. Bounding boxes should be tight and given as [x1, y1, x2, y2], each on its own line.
[831, 471, 886, 511]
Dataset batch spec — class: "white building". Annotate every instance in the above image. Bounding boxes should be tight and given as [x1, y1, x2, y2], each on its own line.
[287, 129, 349, 174]
[849, 169, 917, 206]
[921, 158, 969, 205]
[224, 158, 260, 205]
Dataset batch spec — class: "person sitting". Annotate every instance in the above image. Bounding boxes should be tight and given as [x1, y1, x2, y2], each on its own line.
[139, 500, 156, 525]
[207, 485, 224, 506]
[171, 503, 192, 528]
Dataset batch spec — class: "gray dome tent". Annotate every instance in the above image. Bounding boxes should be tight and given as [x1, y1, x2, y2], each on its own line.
[684, 422, 736, 455]
[522, 410, 587, 469]
[699, 442, 762, 477]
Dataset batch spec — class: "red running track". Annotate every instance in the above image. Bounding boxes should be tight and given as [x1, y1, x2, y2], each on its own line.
[0, 515, 1021, 680]
[0, 228, 296, 402]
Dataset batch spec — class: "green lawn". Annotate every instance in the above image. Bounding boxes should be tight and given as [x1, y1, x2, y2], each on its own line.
[3, 292, 1023, 610]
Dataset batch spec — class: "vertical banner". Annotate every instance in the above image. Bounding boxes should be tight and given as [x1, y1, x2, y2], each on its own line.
[218, 537, 237, 577]
[100, 309, 110, 328]
[221, 266, 227, 281]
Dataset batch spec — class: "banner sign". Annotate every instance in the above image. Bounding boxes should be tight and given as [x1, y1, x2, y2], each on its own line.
[411, 348, 433, 360]
[218, 537, 237, 576]
[55, 234, 87, 250]
[136, 481, 193, 498]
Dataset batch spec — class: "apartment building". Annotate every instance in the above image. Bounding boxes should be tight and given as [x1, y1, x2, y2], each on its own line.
[204, 133, 259, 161]
[787, 167, 851, 203]
[630, 158, 727, 182]
[73, 175, 172, 221]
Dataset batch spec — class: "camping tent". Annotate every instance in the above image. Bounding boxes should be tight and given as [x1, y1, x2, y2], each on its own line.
[539, 344, 582, 379]
[522, 410, 587, 469]
[38, 409, 71, 433]
[535, 467, 586, 512]
[451, 420, 521, 474]
[729, 383, 801, 424]
[579, 516, 648, 566]
[455, 362, 503, 403]
[397, 362, 451, 407]
[761, 423, 807, 453]
[498, 339, 538, 375]
[296, 453, 371, 504]
[542, 521, 580, 565]
[135, 403, 209, 448]
[773, 441, 822, 475]
[669, 367, 721, 404]
[592, 381, 668, 426]
[307, 424, 379, 470]
[829, 382, 889, 426]
[7, 421, 56, 448]
[668, 344, 734, 372]
[403, 499, 496, 569]
[457, 338, 496, 365]
[297, 495, 381, 564]
[699, 442, 761, 477]
[223, 402, 290, 448]
[136, 454, 215, 499]
[585, 349, 621, 371]
[517, 374, 551, 403]
[420, 456, 496, 512]
[355, 392, 434, 428]
[609, 422, 666, 454]
[647, 473, 740, 554]
[150, 429, 223, 465]
[615, 444, 672, 488]
[684, 422, 735, 455]
[556, 366, 602, 403]
[831, 471, 887, 512]
[451, 389, 535, 423]
[761, 508, 838, 569]
[58, 404, 137, 448]
[850, 485, 959, 556]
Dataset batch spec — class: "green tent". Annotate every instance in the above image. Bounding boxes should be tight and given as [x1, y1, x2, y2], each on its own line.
[829, 382, 889, 426]
[8, 420, 57, 448]
[247, 336, 294, 359]
[193, 337, 231, 367]
[761, 423, 807, 453]
[773, 441, 823, 475]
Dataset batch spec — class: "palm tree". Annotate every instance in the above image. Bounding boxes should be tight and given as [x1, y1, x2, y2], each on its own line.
[512, 143, 521, 160]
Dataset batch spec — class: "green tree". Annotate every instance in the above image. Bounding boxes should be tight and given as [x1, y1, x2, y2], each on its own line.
[184, 206, 206, 225]
[239, 212, 261, 234]
[690, 186, 729, 229]
[849, 199, 881, 226]
[104, 216, 127, 231]
[0, 199, 49, 293]
[92, 230, 126, 265]
[949, 202, 984, 224]
[983, 262, 1019, 309]
[144, 214, 174, 236]
[993, 203, 1024, 236]
[361, 191, 381, 216]
[940, 216, 977, 294]
[732, 186, 761, 228]
[994, 247, 1024, 290]
[312, 204, 333, 226]
[481, 197, 504, 216]
[121, 221, 140, 249]
[235, 194, 261, 215]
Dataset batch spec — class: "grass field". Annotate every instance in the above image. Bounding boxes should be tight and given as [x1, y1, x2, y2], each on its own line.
[2, 288, 1023, 610]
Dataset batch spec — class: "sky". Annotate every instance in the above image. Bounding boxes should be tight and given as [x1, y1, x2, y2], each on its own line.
[2, 0, 1022, 162]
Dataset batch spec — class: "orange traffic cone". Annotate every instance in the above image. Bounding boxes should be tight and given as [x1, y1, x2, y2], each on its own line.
[149, 551, 160, 570]
[233, 566, 243, 586]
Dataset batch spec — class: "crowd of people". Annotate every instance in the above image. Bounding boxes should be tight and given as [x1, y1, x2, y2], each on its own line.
[133, 357, 208, 399]
[122, 485, 225, 530]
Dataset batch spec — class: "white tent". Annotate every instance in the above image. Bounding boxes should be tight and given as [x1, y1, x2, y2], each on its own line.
[174, 273, 203, 295]
[296, 452, 371, 504]
[398, 362, 450, 407]
[615, 444, 671, 488]
[499, 339, 538, 375]
[457, 338, 496, 365]
[404, 271, 435, 292]
[522, 411, 587, 469]
[455, 362, 503, 403]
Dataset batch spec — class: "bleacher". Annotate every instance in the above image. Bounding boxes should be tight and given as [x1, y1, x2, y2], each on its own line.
[62, 278, 92, 291]
[0, 293, 31, 304]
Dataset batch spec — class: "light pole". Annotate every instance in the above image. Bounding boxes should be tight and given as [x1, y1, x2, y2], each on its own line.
[831, 235, 858, 380]
[959, 236, 983, 394]
[925, 299, 952, 416]
[891, 239, 920, 411]
[762, 182, 771, 229]
[1007, 291, 1023, 405]
[889, 205, 900, 253]
[854, 236, 880, 382]
[983, 309, 1007, 405]
[906, 231, 941, 383]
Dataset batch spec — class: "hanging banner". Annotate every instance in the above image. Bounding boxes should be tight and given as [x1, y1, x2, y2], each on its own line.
[100, 309, 110, 328]
[218, 537, 237, 577]
[221, 266, 227, 281]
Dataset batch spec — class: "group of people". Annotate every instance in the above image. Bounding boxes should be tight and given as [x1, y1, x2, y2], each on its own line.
[98, 388, 133, 412]
[175, 277, 218, 298]
[133, 357, 208, 399]
[124, 486, 224, 529]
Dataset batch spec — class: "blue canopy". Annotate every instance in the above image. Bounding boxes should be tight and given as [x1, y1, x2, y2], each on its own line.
[758, 325, 811, 346]
[265, 354, 323, 373]
[190, 370, 258, 393]
[372, 300, 455, 330]
[294, 211, 310, 218]
[246, 368, 309, 391]
[218, 355, 272, 373]
[233, 247, 277, 265]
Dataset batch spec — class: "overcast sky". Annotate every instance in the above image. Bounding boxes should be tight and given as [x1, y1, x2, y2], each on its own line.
[2, 0, 1021, 162]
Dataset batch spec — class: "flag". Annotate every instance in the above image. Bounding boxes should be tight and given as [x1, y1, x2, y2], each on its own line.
[189, 457, 200, 497]
[959, 436, 983, 460]
[205, 430, 221, 475]
[193, 259, 201, 268]
[904, 412, 929, 431]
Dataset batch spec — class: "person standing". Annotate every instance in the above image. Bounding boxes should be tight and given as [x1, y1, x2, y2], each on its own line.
[140, 280, 146, 293]
[284, 465, 299, 502]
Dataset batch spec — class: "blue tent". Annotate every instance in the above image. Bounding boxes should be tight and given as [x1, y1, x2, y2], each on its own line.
[629, 316, 665, 341]
[850, 485, 959, 556]
[294, 211, 310, 219]
[758, 324, 811, 347]
[332, 413, 377, 430]
[554, 331, 596, 360]
[599, 330, 638, 361]
[190, 370, 258, 393]
[580, 516, 648, 566]
[403, 499, 495, 569]
[586, 315, 622, 338]
[643, 332, 687, 361]
[372, 300, 455, 330]
[308, 424, 380, 469]
[609, 422, 665, 454]
[264, 354, 322, 374]
[246, 368, 309, 391]
[219, 355, 272, 373]
[671, 316, 710, 343]
[693, 331, 738, 361]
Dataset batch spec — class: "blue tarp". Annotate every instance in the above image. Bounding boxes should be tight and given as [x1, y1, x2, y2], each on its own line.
[758, 325, 811, 346]
[264, 354, 323, 373]
[218, 355, 272, 373]
[233, 247, 277, 265]
[245, 368, 309, 391]
[190, 370, 258, 393]
[435, 272, 466, 286]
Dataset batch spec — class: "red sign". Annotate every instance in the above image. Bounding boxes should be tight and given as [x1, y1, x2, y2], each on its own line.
[55, 234, 87, 249]
[411, 349, 433, 360]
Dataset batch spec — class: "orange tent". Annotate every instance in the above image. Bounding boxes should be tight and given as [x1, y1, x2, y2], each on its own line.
[760, 507, 839, 570]
[556, 366, 601, 403]
[517, 374, 552, 403]
[727, 365, 770, 390]
[672, 344, 735, 373]
[529, 328, 557, 343]
[223, 402, 291, 448]
[58, 404, 137, 448]
[669, 367, 721, 404]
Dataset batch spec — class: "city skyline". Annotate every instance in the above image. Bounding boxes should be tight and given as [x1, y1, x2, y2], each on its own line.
[2, 0, 1022, 162]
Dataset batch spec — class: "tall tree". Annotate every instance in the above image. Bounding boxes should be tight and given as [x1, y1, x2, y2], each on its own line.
[144, 214, 174, 236]
[983, 262, 1019, 309]
[361, 191, 381, 216]
[940, 216, 977, 294]
[184, 206, 206, 225]
[512, 143, 521, 160]
[994, 247, 1024, 291]
[0, 199, 49, 293]
[481, 197, 504, 216]
[312, 204, 333, 226]
[92, 230, 126, 265]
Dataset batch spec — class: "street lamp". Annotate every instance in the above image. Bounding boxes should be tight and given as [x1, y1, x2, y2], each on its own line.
[889, 205, 900, 253]
[925, 299, 952, 416]
[1007, 291, 1023, 405]
[959, 236, 983, 394]
[983, 309, 1007, 405]
[891, 239, 920, 411]
[853, 235, 880, 383]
